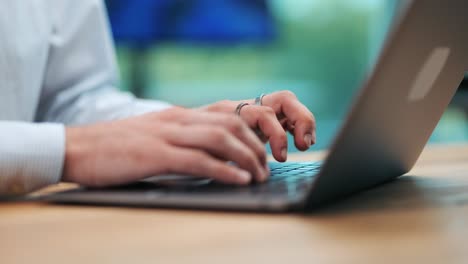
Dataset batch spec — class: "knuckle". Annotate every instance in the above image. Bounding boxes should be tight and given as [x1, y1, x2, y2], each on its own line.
[224, 114, 239, 125]
[239, 158, 256, 174]
[226, 116, 244, 133]
[210, 127, 229, 144]
[279, 90, 297, 99]
[261, 106, 275, 116]
[211, 100, 234, 112]
[276, 132, 288, 143]
[241, 149, 258, 166]
[218, 99, 234, 106]
[304, 114, 316, 128]
[303, 114, 314, 124]
[310, 113, 316, 123]
[193, 153, 212, 170]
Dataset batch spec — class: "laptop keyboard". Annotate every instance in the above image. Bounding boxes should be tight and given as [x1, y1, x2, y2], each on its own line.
[120, 162, 321, 197]
[254, 162, 321, 194]
[188, 161, 322, 196]
[268, 161, 321, 181]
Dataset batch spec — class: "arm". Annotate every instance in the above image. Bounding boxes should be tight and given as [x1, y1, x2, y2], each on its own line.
[0, 0, 315, 195]
[36, 0, 171, 125]
[0, 0, 170, 196]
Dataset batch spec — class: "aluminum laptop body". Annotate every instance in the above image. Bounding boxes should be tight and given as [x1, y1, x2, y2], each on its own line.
[47, 0, 468, 212]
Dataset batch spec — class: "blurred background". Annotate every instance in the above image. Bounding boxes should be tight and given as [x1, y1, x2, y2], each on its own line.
[104, 0, 468, 152]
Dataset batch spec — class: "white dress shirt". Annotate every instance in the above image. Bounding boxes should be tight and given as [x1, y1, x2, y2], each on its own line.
[0, 0, 172, 195]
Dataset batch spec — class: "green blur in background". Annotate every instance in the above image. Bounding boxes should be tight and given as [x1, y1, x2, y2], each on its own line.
[112, 0, 468, 151]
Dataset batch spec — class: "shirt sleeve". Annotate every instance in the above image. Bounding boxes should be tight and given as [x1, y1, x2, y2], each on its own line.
[35, 0, 172, 125]
[0, 0, 172, 195]
[0, 122, 65, 195]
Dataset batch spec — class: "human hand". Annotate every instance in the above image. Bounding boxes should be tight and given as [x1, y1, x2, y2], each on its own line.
[63, 107, 269, 187]
[200, 90, 316, 162]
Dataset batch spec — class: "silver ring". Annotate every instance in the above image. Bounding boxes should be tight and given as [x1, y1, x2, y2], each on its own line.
[254, 93, 266, 106]
[235, 102, 250, 116]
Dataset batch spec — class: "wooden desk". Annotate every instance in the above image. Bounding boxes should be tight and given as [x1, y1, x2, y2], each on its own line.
[1, 143, 468, 264]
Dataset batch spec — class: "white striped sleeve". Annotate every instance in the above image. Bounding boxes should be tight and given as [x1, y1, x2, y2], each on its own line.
[0, 122, 65, 196]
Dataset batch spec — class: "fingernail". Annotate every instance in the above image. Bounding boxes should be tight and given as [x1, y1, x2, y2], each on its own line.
[304, 134, 312, 147]
[238, 171, 252, 183]
[281, 148, 287, 161]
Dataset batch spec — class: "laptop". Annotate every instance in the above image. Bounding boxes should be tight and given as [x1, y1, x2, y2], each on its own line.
[47, 0, 468, 212]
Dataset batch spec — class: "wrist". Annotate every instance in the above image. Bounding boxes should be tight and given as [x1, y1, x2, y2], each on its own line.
[63, 127, 87, 183]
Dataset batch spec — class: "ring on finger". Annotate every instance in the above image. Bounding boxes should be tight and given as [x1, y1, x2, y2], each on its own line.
[235, 102, 250, 116]
[254, 93, 266, 106]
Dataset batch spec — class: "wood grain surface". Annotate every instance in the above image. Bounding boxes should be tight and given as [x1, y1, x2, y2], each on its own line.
[1, 143, 468, 264]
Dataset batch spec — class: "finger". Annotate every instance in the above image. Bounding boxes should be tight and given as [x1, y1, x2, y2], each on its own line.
[221, 115, 268, 168]
[168, 110, 267, 166]
[285, 99, 316, 151]
[262, 91, 316, 151]
[162, 125, 268, 182]
[165, 147, 253, 185]
[240, 105, 288, 162]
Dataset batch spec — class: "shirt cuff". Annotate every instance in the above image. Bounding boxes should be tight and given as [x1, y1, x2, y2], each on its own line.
[0, 122, 65, 195]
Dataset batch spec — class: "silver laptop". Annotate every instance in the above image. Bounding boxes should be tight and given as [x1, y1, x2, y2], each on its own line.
[47, 0, 468, 212]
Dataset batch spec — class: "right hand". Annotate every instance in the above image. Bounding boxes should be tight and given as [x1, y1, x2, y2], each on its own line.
[63, 107, 268, 187]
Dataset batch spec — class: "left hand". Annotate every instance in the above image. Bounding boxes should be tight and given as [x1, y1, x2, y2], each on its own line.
[200, 90, 316, 162]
